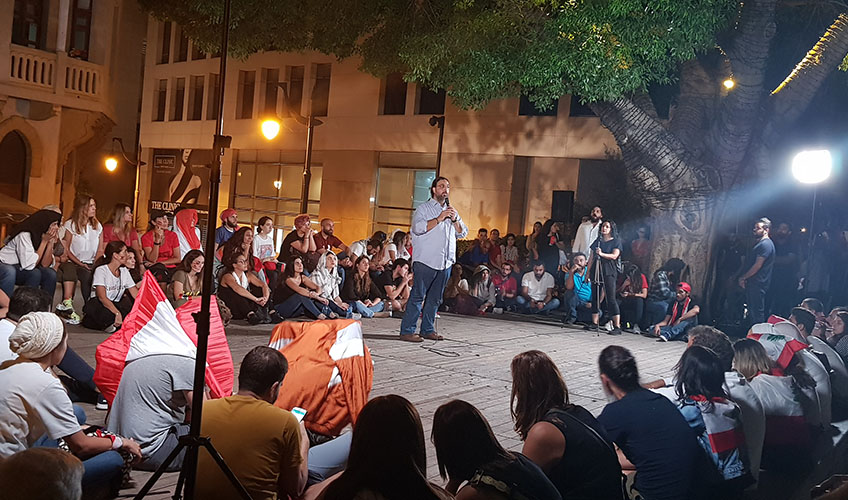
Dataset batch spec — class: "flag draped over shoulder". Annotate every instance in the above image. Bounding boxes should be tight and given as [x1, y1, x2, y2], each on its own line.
[269, 319, 373, 436]
[94, 271, 234, 403]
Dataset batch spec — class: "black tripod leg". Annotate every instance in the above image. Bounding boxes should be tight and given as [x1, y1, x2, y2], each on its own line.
[200, 440, 254, 500]
[133, 441, 187, 500]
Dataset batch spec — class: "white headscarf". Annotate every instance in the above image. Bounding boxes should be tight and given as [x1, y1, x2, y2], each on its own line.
[313, 252, 343, 299]
[9, 312, 65, 359]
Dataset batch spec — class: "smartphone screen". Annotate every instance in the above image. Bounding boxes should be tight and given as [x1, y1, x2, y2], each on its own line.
[291, 406, 307, 422]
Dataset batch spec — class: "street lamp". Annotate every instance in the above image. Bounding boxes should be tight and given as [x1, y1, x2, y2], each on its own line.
[260, 82, 323, 214]
[791, 149, 832, 255]
[104, 156, 118, 172]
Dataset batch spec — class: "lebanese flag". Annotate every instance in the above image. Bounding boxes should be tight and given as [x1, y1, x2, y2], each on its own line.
[94, 271, 234, 404]
[768, 314, 788, 325]
[269, 319, 373, 436]
[748, 322, 808, 374]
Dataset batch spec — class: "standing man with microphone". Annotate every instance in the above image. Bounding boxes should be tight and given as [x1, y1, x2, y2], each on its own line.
[400, 176, 468, 342]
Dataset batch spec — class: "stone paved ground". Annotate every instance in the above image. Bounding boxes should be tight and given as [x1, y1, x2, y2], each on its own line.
[67, 313, 686, 498]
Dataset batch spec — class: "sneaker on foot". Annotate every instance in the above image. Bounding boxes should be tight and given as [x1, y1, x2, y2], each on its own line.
[607, 327, 622, 336]
[493, 307, 504, 314]
[104, 324, 118, 334]
[632, 324, 642, 335]
[56, 299, 75, 312]
[435, 312, 441, 319]
[604, 322, 614, 332]
[95, 396, 109, 411]
[657, 335, 669, 342]
[64, 312, 81, 325]
[247, 312, 263, 325]
[352, 313, 362, 320]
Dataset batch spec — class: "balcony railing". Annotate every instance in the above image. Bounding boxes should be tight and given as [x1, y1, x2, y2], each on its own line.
[7, 44, 105, 101]
[10, 45, 55, 89]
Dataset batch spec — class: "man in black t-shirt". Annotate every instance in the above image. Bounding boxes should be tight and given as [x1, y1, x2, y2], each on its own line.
[649, 282, 700, 342]
[597, 346, 699, 500]
[373, 258, 411, 313]
[739, 218, 776, 325]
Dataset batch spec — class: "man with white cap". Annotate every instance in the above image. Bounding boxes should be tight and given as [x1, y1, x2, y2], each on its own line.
[0, 312, 141, 495]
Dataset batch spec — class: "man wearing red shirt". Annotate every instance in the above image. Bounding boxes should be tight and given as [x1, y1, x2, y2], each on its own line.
[492, 262, 518, 311]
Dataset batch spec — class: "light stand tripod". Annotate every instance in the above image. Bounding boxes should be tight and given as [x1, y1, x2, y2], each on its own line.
[133, 0, 251, 498]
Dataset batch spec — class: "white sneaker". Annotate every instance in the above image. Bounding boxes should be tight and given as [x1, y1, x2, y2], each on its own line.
[56, 299, 74, 312]
[604, 321, 614, 332]
[493, 307, 503, 314]
[435, 313, 441, 319]
[104, 325, 118, 334]
[352, 313, 362, 320]
[632, 324, 642, 335]
[64, 312, 81, 325]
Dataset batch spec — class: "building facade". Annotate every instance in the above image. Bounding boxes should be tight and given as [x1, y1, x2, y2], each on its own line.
[0, 0, 147, 215]
[136, 19, 621, 248]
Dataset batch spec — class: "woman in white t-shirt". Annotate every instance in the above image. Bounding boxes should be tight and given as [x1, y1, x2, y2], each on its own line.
[56, 194, 104, 324]
[81, 241, 139, 333]
[253, 216, 280, 289]
[0, 209, 61, 302]
[386, 230, 412, 263]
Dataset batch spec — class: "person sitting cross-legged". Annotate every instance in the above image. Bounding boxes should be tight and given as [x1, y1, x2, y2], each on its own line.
[311, 252, 353, 319]
[341, 255, 389, 319]
[431, 399, 561, 500]
[517, 261, 560, 314]
[374, 258, 412, 314]
[468, 264, 497, 314]
[648, 282, 700, 342]
[218, 251, 277, 325]
[0, 312, 142, 497]
[273, 255, 329, 320]
[197, 347, 351, 499]
[493, 262, 518, 311]
[106, 352, 196, 472]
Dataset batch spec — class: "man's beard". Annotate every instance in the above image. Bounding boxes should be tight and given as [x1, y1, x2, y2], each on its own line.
[324, 228, 333, 236]
[590, 215, 600, 222]
[226, 221, 237, 229]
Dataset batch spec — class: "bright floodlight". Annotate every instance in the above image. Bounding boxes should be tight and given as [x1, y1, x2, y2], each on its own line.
[723, 78, 735, 89]
[261, 119, 281, 140]
[792, 149, 832, 184]
[105, 156, 118, 172]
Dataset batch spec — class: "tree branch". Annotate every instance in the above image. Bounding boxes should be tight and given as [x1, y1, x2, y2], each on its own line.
[708, 0, 779, 179]
[669, 60, 716, 157]
[767, 13, 848, 132]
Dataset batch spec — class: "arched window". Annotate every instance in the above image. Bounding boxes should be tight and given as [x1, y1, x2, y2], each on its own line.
[0, 131, 30, 202]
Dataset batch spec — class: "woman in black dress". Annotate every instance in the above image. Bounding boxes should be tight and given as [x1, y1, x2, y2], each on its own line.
[587, 220, 623, 335]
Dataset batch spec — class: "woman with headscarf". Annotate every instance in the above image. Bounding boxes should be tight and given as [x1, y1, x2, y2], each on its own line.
[312, 252, 352, 318]
[0, 312, 142, 495]
[173, 208, 202, 257]
[0, 209, 62, 300]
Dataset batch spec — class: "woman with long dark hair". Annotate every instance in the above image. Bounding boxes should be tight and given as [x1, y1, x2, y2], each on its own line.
[272, 255, 328, 320]
[0, 209, 62, 300]
[101, 203, 143, 274]
[141, 210, 180, 282]
[341, 255, 387, 318]
[254, 216, 280, 289]
[510, 350, 623, 499]
[82, 241, 139, 332]
[674, 346, 751, 495]
[386, 230, 411, 262]
[316, 395, 452, 500]
[56, 193, 103, 324]
[432, 399, 560, 499]
[218, 250, 275, 325]
[586, 220, 623, 334]
[617, 262, 648, 333]
[167, 250, 204, 308]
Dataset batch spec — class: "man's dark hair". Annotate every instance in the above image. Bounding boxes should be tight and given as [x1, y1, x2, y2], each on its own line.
[531, 260, 545, 269]
[477, 228, 487, 234]
[687, 326, 734, 373]
[598, 345, 641, 393]
[393, 258, 410, 272]
[757, 217, 772, 231]
[572, 252, 586, 261]
[238, 346, 289, 395]
[430, 176, 449, 197]
[791, 307, 816, 335]
[674, 346, 727, 411]
[801, 297, 824, 314]
[7, 287, 52, 322]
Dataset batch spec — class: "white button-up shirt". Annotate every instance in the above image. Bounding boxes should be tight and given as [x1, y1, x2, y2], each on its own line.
[410, 198, 468, 271]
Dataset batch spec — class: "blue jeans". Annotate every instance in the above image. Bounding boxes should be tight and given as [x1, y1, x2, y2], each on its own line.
[353, 300, 384, 318]
[746, 281, 767, 326]
[323, 300, 352, 318]
[643, 299, 672, 329]
[274, 294, 324, 319]
[307, 431, 353, 485]
[658, 318, 698, 341]
[0, 263, 57, 297]
[34, 405, 124, 493]
[400, 262, 450, 335]
[566, 292, 592, 321]
[516, 296, 561, 314]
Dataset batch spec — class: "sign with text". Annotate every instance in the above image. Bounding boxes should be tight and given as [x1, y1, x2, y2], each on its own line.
[149, 149, 212, 216]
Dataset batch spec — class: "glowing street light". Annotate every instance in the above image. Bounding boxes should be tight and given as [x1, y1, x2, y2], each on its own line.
[791, 149, 832, 184]
[723, 78, 735, 90]
[261, 119, 281, 140]
[104, 156, 118, 172]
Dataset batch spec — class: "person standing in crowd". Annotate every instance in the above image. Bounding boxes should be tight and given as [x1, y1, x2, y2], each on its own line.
[738, 217, 776, 326]
[562, 252, 592, 325]
[768, 222, 799, 317]
[167, 250, 204, 308]
[597, 345, 699, 500]
[0, 312, 142, 496]
[572, 206, 603, 257]
[535, 221, 563, 281]
[101, 203, 143, 275]
[56, 194, 103, 325]
[82, 241, 139, 333]
[431, 399, 562, 500]
[587, 220, 623, 335]
[510, 350, 624, 499]
[173, 208, 202, 258]
[278, 214, 318, 272]
[141, 210, 181, 282]
[629, 224, 652, 273]
[400, 176, 468, 342]
[526, 221, 543, 262]
[0, 209, 61, 300]
[214, 208, 239, 254]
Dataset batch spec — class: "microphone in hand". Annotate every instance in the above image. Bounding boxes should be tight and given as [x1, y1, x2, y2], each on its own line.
[445, 197, 457, 223]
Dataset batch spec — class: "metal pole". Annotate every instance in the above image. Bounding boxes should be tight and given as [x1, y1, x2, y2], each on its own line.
[300, 113, 314, 214]
[184, 0, 230, 497]
[807, 187, 818, 262]
[431, 115, 445, 177]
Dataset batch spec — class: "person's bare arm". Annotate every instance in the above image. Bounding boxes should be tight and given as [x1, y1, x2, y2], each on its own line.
[675, 305, 700, 324]
[95, 285, 122, 324]
[163, 246, 181, 266]
[634, 286, 648, 299]
[248, 272, 270, 302]
[521, 421, 564, 474]
[739, 256, 765, 286]
[65, 431, 142, 462]
[544, 287, 554, 305]
[128, 285, 139, 299]
[221, 274, 262, 303]
[290, 231, 310, 253]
